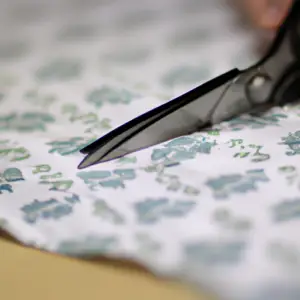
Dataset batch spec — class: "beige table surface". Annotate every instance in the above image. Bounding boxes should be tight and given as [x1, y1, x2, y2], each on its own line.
[0, 232, 213, 300]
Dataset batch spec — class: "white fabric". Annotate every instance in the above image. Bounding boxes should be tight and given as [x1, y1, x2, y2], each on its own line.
[1, 1, 300, 300]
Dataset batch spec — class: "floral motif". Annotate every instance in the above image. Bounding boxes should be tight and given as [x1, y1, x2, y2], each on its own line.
[87, 86, 139, 108]
[77, 168, 136, 190]
[206, 169, 270, 199]
[93, 199, 125, 224]
[184, 239, 247, 266]
[36, 58, 83, 81]
[102, 47, 151, 64]
[224, 113, 288, 131]
[47, 137, 96, 156]
[0, 41, 29, 60]
[57, 235, 119, 256]
[134, 198, 196, 224]
[279, 131, 300, 155]
[151, 136, 216, 165]
[161, 65, 210, 87]
[271, 198, 300, 223]
[56, 23, 97, 42]
[0, 112, 55, 132]
[2, 2, 300, 300]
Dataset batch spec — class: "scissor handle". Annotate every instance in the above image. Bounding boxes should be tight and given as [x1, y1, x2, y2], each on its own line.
[268, 0, 300, 106]
[290, 0, 300, 58]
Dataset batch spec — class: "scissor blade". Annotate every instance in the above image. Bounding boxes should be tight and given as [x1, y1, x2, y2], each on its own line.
[78, 69, 240, 169]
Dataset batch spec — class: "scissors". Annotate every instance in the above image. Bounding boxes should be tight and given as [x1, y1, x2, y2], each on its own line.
[78, 0, 300, 170]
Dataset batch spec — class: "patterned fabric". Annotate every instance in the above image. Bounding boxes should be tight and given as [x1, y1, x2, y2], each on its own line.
[1, 0, 300, 299]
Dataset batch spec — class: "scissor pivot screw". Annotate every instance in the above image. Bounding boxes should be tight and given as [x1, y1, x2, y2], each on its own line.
[247, 73, 272, 104]
[251, 75, 267, 87]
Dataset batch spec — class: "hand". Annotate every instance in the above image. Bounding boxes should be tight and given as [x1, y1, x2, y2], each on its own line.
[242, 0, 293, 29]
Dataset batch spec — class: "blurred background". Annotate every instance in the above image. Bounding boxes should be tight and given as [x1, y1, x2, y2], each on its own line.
[0, 0, 262, 102]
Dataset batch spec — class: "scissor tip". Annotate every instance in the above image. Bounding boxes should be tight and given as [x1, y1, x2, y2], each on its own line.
[77, 159, 89, 170]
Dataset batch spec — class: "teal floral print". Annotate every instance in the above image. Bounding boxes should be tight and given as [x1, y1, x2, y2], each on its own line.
[279, 131, 300, 155]
[0, 168, 24, 182]
[61, 103, 112, 133]
[57, 235, 119, 257]
[116, 10, 158, 30]
[56, 23, 97, 42]
[0, 167, 25, 194]
[206, 169, 269, 199]
[102, 47, 151, 64]
[87, 86, 139, 108]
[0, 40, 29, 60]
[161, 65, 211, 87]
[0, 72, 19, 88]
[93, 199, 125, 224]
[249, 282, 300, 300]
[184, 240, 247, 266]
[0, 184, 13, 194]
[21, 193, 80, 224]
[134, 232, 162, 257]
[225, 113, 288, 131]
[227, 139, 270, 162]
[271, 198, 300, 223]
[0, 140, 31, 162]
[0, 218, 7, 228]
[278, 165, 300, 189]
[151, 136, 216, 164]
[0, 112, 55, 132]
[134, 198, 196, 224]
[168, 27, 210, 48]
[47, 137, 96, 156]
[24, 89, 57, 109]
[267, 241, 300, 269]
[117, 156, 137, 165]
[144, 161, 200, 195]
[77, 168, 136, 190]
[36, 58, 83, 81]
[155, 170, 200, 195]
[38, 174, 74, 192]
[212, 208, 253, 232]
[29, 165, 74, 192]
[2, 1, 300, 300]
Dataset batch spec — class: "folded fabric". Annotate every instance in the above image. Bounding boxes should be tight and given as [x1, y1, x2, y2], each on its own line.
[1, 1, 300, 300]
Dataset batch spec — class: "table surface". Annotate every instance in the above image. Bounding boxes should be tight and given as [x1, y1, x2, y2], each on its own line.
[0, 233, 212, 300]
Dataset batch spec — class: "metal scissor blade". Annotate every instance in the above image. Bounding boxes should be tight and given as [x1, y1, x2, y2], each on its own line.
[78, 68, 240, 169]
[78, 0, 300, 170]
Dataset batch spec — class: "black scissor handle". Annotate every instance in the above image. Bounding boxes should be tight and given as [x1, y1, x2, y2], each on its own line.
[290, 0, 300, 58]
[274, 1, 300, 106]
[273, 62, 300, 106]
[260, 0, 300, 106]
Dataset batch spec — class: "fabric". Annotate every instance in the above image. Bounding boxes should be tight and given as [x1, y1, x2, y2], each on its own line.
[1, 0, 300, 300]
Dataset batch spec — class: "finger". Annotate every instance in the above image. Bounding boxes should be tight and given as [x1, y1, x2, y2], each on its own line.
[244, 0, 293, 29]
